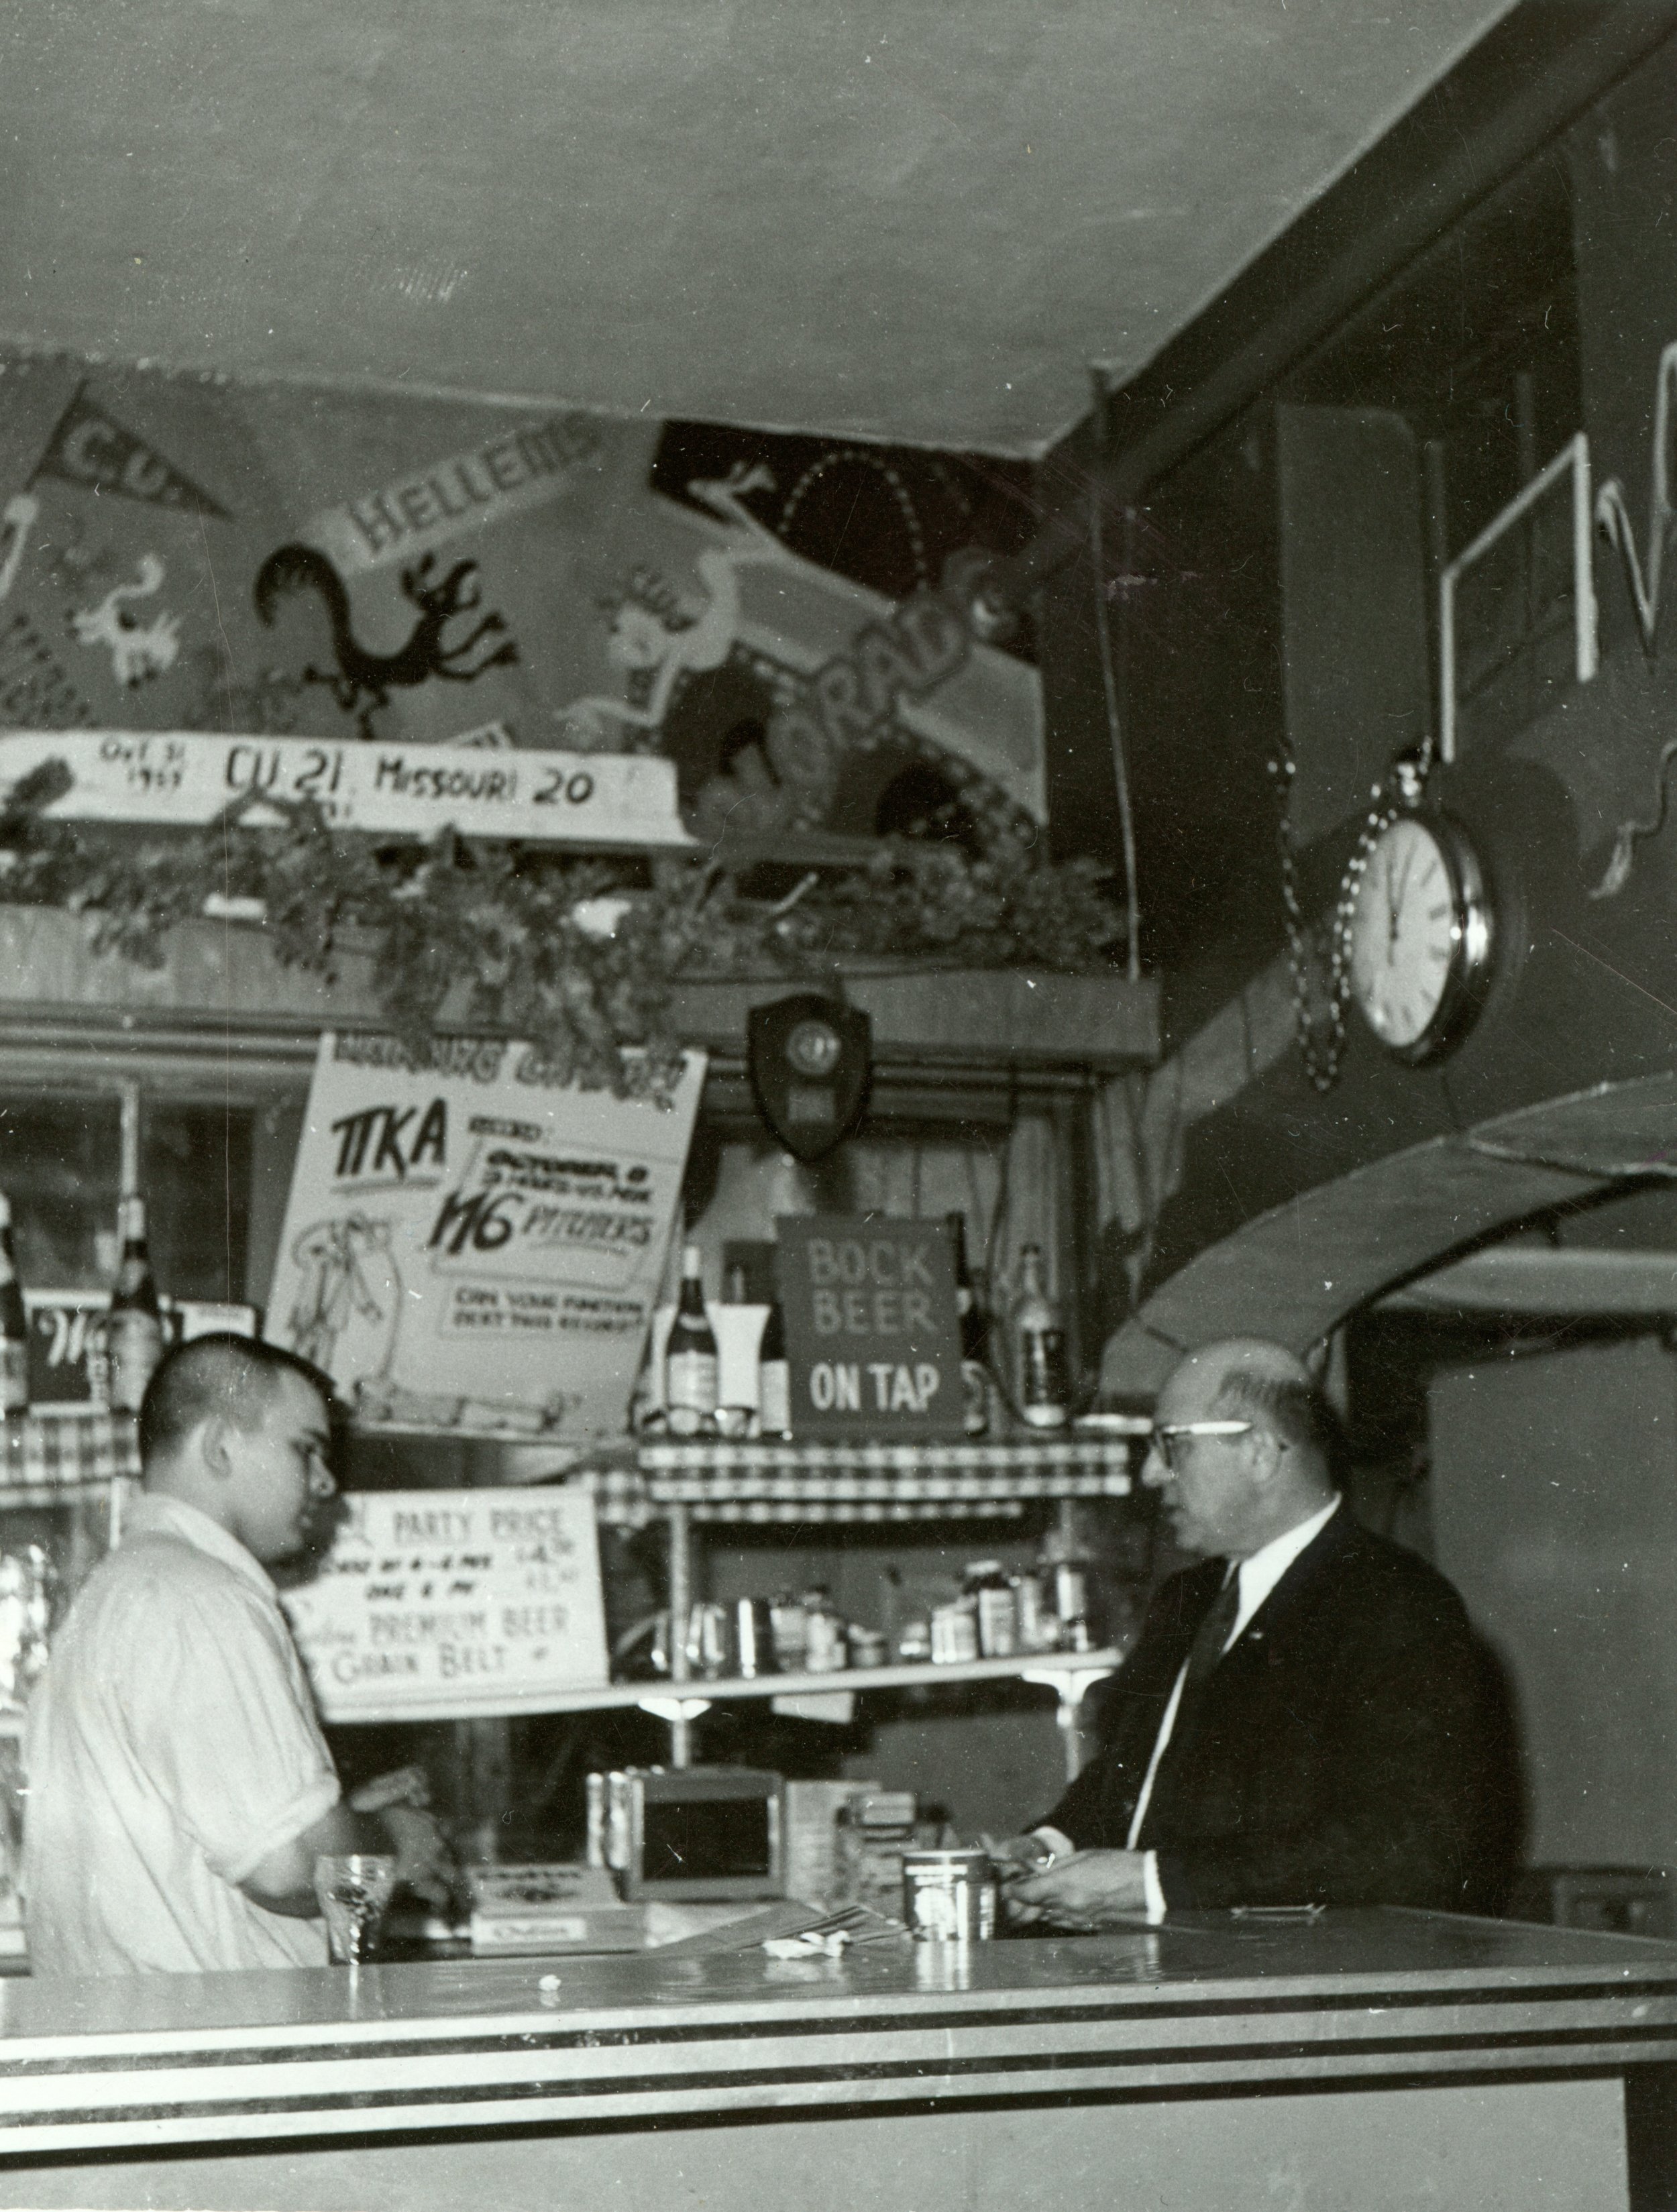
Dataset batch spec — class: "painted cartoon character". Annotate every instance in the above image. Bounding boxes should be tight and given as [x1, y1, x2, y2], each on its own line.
[559, 461, 785, 745]
[253, 543, 517, 738]
[285, 1215, 401, 1390]
[70, 555, 182, 685]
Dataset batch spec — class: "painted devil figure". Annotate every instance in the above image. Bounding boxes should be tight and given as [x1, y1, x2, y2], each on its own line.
[253, 541, 517, 738]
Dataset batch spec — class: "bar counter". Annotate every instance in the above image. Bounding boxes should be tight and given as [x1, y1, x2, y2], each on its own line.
[2, 1911, 1676, 2210]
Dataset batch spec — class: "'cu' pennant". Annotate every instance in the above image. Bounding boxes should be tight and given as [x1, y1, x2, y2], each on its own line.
[32, 386, 229, 518]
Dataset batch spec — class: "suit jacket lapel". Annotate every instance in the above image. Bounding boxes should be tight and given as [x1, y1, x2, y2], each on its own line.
[1230, 1502, 1358, 1654]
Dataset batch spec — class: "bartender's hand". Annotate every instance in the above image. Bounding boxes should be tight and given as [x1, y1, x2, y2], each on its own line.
[374, 1804, 455, 1911]
[1004, 1848, 1151, 1930]
[349, 1765, 433, 1814]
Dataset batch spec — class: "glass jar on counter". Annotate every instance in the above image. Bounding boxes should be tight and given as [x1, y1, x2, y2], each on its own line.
[769, 1590, 809, 1671]
[802, 1586, 849, 1672]
[964, 1561, 1018, 1657]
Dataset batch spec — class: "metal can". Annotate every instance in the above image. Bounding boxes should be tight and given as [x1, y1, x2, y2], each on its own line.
[930, 1600, 979, 1665]
[1014, 1570, 1055, 1653]
[585, 1771, 606, 1867]
[685, 1602, 733, 1679]
[974, 1579, 1018, 1658]
[734, 1598, 776, 1679]
[604, 1771, 633, 1872]
[902, 1849, 996, 1942]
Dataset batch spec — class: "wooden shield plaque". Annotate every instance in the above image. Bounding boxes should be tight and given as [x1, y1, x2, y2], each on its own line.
[747, 993, 872, 1163]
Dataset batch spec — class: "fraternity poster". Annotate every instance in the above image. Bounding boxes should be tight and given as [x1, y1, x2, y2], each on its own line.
[280, 1488, 608, 1722]
[266, 1030, 705, 1439]
[0, 357, 1044, 857]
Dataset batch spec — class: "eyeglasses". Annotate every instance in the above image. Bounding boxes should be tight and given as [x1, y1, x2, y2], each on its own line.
[1150, 1421, 1253, 1473]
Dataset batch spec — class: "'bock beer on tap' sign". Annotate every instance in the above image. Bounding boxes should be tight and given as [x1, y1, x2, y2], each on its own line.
[773, 1214, 965, 1438]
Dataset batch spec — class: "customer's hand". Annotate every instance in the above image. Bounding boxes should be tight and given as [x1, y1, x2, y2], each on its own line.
[989, 1833, 1059, 1880]
[1003, 1848, 1150, 1930]
[377, 1804, 455, 1910]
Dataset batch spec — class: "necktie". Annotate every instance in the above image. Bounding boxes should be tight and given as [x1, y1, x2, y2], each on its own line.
[1178, 1568, 1240, 1716]
[1137, 1569, 1240, 1842]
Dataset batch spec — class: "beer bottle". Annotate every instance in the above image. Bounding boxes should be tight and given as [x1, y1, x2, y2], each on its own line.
[757, 1293, 791, 1439]
[663, 1243, 718, 1437]
[947, 1212, 990, 1436]
[0, 1195, 28, 1418]
[1012, 1242, 1070, 1429]
[108, 1195, 164, 1414]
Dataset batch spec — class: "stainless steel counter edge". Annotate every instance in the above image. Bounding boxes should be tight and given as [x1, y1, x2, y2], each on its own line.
[3, 1915, 1677, 2155]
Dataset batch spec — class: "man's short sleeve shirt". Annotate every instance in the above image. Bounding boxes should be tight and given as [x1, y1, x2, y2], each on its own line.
[23, 1494, 341, 1975]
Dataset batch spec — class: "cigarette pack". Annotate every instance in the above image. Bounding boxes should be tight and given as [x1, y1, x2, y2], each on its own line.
[465, 1862, 641, 1955]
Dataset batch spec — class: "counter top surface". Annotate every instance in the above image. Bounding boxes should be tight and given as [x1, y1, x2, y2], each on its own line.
[3, 1912, 1676, 2156]
[5, 1910, 1677, 2044]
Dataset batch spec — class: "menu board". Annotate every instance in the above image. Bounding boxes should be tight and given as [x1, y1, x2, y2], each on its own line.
[774, 1214, 965, 1438]
[280, 1487, 608, 1722]
[266, 1030, 704, 1440]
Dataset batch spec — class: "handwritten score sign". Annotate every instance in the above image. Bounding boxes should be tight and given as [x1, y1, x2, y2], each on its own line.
[774, 1214, 965, 1438]
[280, 1488, 608, 1722]
[0, 730, 698, 850]
[266, 1031, 704, 1441]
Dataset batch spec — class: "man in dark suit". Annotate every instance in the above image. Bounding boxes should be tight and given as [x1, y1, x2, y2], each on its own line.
[1004, 1338, 1517, 1928]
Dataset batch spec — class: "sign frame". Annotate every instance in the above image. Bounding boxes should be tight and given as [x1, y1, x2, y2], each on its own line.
[773, 1213, 966, 1439]
[280, 1486, 610, 1723]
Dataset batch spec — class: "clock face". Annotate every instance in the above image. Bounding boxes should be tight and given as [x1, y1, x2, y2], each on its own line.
[1347, 814, 1493, 1061]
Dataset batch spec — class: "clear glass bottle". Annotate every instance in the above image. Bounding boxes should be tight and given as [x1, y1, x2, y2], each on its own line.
[1012, 1242, 1071, 1429]
[1040, 1510, 1100, 1652]
[663, 1243, 718, 1437]
[108, 1194, 164, 1414]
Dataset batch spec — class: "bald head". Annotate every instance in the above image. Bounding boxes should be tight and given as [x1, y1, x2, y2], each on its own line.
[1150, 1337, 1340, 1558]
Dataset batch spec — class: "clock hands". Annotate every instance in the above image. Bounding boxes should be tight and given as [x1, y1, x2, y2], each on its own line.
[1384, 842, 1415, 959]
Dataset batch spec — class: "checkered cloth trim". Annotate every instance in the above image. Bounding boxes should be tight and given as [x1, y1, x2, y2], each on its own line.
[645, 1469, 1130, 1504]
[572, 1439, 1132, 1528]
[569, 1467, 1030, 1528]
[638, 1439, 1135, 1476]
[660, 1498, 1026, 1524]
[0, 1414, 140, 1491]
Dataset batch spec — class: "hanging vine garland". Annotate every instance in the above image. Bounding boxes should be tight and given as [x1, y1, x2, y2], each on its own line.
[0, 762, 1126, 1103]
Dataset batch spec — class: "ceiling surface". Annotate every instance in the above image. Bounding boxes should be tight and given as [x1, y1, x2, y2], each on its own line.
[1, 1, 1518, 457]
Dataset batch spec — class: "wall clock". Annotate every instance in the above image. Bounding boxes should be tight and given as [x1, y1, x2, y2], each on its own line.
[1346, 812, 1495, 1063]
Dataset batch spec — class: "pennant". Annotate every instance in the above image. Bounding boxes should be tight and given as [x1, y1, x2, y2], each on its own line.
[32, 386, 229, 518]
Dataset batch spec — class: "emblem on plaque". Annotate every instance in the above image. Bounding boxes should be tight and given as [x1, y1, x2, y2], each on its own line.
[747, 993, 872, 1163]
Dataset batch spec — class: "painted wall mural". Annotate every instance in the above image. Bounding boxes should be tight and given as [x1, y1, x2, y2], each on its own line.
[0, 353, 1044, 854]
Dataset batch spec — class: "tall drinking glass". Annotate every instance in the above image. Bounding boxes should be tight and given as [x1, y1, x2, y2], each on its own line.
[313, 1853, 398, 1965]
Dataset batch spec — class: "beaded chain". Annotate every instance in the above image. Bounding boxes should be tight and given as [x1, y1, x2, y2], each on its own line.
[1267, 740, 1433, 1095]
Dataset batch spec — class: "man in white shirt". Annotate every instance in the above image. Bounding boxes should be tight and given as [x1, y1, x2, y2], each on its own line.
[24, 1333, 451, 1975]
[1002, 1337, 1515, 1928]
